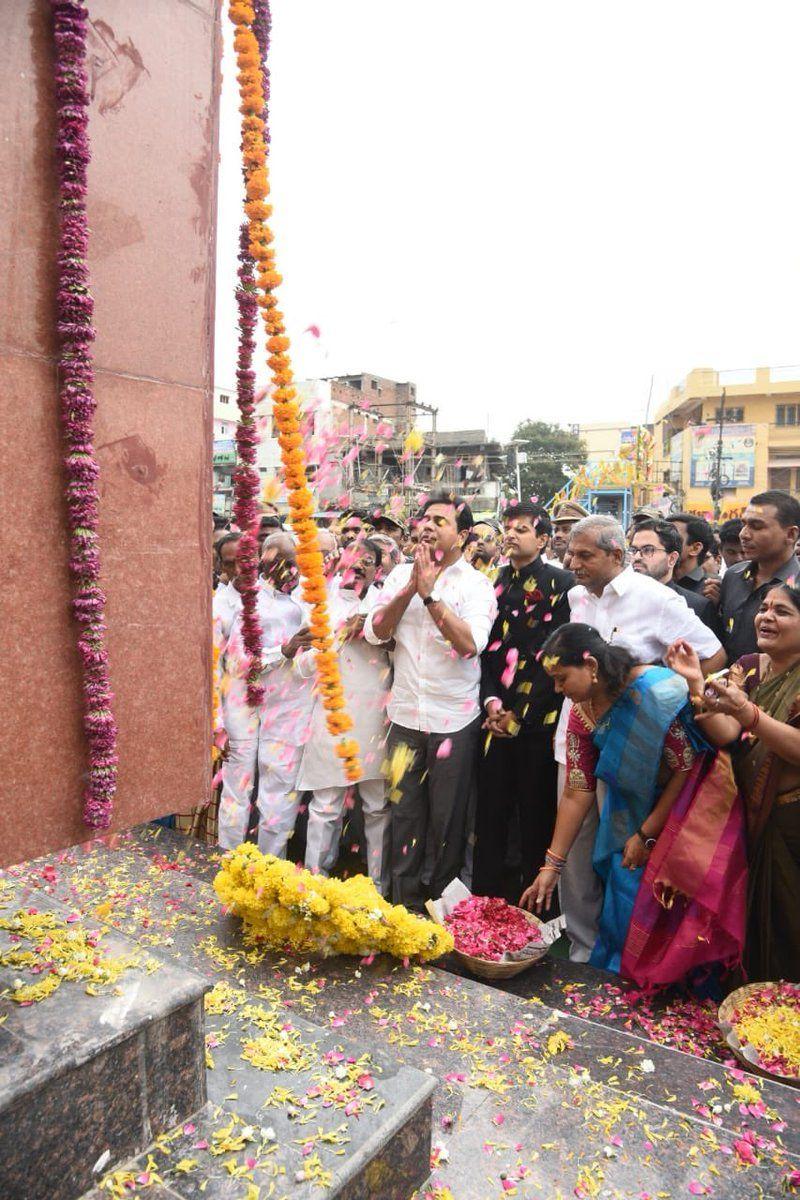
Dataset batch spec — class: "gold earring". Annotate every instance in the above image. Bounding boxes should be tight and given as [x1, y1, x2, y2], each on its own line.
[591, 671, 598, 684]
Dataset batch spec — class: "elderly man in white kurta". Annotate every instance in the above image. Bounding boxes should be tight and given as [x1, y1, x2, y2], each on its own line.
[296, 538, 392, 892]
[218, 534, 314, 854]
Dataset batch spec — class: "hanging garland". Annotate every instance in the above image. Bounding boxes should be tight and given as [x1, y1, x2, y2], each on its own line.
[51, 0, 118, 829]
[232, 224, 265, 706]
[229, 0, 361, 780]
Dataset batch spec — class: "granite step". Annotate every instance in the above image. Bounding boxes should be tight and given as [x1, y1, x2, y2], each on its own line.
[4, 835, 436, 1200]
[12, 827, 800, 1199]
[0, 880, 208, 1200]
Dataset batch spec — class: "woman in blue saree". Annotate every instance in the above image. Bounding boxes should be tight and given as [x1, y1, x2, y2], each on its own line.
[521, 624, 747, 985]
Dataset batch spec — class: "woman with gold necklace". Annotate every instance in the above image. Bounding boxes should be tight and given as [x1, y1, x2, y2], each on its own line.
[522, 623, 747, 986]
[667, 584, 800, 982]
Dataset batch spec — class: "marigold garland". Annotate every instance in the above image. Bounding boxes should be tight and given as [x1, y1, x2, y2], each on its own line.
[51, 0, 118, 828]
[214, 843, 453, 962]
[232, 224, 265, 706]
[228, 0, 361, 779]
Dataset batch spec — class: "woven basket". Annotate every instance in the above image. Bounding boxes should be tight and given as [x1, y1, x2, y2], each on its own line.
[718, 982, 800, 1089]
[425, 900, 549, 980]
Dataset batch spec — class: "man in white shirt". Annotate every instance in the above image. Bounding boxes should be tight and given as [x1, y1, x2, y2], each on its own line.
[554, 514, 726, 961]
[218, 533, 313, 855]
[365, 494, 497, 909]
[298, 538, 391, 892]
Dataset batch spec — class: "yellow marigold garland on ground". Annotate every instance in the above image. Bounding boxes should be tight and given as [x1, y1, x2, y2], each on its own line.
[228, 0, 361, 779]
[214, 844, 453, 962]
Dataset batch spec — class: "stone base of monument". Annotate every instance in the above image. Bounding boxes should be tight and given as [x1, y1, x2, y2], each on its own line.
[4, 826, 799, 1199]
[0, 884, 208, 1200]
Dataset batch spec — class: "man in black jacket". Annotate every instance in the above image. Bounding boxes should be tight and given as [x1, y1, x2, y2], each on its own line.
[473, 502, 573, 899]
[629, 519, 722, 639]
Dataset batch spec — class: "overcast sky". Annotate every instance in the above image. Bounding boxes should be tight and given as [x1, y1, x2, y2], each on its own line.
[214, 1, 800, 440]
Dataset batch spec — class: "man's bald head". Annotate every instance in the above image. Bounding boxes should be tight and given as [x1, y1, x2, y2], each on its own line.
[261, 532, 296, 558]
[260, 533, 298, 593]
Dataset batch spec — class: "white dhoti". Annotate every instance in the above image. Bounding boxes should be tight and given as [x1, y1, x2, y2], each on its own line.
[305, 778, 391, 894]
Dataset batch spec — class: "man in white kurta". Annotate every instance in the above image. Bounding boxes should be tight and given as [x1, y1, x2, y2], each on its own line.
[218, 534, 314, 855]
[296, 538, 392, 892]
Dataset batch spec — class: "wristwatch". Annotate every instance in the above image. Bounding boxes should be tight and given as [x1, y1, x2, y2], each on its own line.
[422, 593, 439, 608]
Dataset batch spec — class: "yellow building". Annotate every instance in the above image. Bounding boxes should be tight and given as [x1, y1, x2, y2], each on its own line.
[653, 366, 800, 519]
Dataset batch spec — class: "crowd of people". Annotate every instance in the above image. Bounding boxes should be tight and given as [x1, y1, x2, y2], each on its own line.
[209, 487, 800, 988]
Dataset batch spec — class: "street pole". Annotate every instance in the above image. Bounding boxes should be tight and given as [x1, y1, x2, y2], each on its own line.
[515, 446, 522, 499]
[712, 388, 726, 521]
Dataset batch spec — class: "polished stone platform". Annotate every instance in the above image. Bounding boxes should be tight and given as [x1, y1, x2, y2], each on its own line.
[6, 826, 800, 1200]
[0, 879, 208, 1200]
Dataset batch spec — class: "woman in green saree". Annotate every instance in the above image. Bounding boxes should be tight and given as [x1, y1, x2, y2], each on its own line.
[667, 584, 800, 982]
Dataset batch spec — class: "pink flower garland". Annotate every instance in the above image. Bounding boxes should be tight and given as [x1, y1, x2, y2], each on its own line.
[229, 0, 272, 709]
[51, 0, 118, 829]
[232, 225, 265, 706]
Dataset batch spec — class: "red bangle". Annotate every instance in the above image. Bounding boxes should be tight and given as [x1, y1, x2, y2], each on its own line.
[743, 702, 760, 731]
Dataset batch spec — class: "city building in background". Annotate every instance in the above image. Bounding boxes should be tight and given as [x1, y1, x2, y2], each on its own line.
[212, 385, 280, 515]
[212, 375, 508, 520]
[548, 422, 664, 526]
[653, 366, 800, 518]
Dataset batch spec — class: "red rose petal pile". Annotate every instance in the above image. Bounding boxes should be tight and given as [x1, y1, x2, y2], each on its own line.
[444, 896, 543, 961]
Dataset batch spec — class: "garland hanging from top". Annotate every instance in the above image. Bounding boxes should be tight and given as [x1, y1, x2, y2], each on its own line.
[232, 224, 265, 706]
[229, 0, 362, 781]
[51, 0, 118, 828]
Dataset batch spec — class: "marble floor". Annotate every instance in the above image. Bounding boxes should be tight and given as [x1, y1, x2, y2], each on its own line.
[3, 826, 799, 1200]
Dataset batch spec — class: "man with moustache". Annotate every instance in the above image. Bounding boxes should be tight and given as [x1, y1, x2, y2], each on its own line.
[298, 538, 392, 892]
[629, 519, 722, 637]
[218, 533, 314, 854]
[365, 492, 497, 909]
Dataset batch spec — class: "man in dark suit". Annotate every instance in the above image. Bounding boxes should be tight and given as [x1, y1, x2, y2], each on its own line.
[473, 502, 573, 899]
[629, 519, 722, 638]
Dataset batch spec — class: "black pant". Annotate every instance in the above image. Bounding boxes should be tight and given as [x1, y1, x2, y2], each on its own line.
[387, 718, 480, 910]
[473, 728, 558, 902]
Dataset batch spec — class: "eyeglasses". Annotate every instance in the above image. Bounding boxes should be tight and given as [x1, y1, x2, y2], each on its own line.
[629, 544, 665, 560]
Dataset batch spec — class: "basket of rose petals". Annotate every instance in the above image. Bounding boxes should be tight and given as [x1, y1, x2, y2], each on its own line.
[718, 981, 800, 1089]
[426, 879, 562, 980]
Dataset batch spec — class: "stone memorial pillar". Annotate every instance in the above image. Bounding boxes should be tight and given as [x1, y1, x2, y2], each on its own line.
[0, 0, 221, 864]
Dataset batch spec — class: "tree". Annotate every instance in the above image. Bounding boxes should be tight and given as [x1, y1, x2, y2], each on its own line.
[506, 421, 587, 506]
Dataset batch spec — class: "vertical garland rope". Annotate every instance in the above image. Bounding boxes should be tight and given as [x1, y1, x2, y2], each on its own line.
[229, 0, 362, 781]
[51, 0, 118, 828]
[232, 224, 265, 707]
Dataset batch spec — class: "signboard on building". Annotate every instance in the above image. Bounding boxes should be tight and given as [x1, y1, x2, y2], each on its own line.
[213, 438, 237, 465]
[689, 424, 756, 489]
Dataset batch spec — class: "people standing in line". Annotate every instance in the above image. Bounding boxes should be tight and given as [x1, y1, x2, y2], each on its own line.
[218, 533, 314, 855]
[550, 501, 589, 565]
[713, 491, 800, 661]
[364, 493, 497, 910]
[298, 539, 392, 893]
[553, 514, 725, 962]
[667, 513, 716, 595]
[522, 624, 747, 987]
[473, 503, 572, 900]
[629, 519, 722, 637]
[667, 584, 800, 983]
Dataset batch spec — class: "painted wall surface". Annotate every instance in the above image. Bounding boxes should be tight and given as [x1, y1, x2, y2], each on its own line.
[0, 0, 219, 864]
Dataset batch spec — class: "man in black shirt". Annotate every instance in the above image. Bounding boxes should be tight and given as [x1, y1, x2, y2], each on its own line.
[473, 502, 572, 899]
[667, 512, 715, 594]
[718, 490, 800, 661]
[629, 519, 722, 638]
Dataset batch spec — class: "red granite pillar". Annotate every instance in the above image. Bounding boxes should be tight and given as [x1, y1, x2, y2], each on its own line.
[0, 0, 220, 863]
